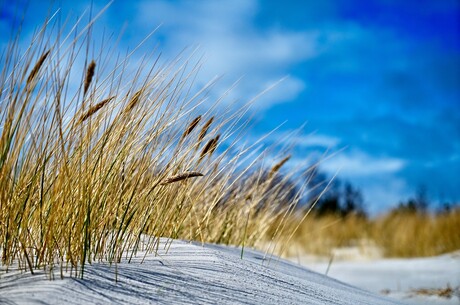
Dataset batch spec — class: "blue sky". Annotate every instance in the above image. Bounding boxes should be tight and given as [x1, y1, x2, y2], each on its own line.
[1, 0, 459, 214]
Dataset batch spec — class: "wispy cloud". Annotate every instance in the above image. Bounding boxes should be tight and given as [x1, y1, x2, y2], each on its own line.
[134, 0, 319, 109]
[271, 132, 342, 149]
[321, 150, 406, 177]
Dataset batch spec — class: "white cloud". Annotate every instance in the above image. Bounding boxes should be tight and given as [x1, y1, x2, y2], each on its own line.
[294, 134, 341, 148]
[321, 150, 406, 177]
[256, 129, 341, 147]
[134, 0, 321, 109]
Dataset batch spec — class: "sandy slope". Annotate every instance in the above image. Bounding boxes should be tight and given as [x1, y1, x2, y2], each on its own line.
[0, 238, 402, 305]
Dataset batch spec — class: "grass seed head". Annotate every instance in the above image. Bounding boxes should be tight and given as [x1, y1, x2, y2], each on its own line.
[200, 134, 220, 161]
[198, 117, 214, 144]
[26, 50, 50, 89]
[208, 134, 220, 155]
[160, 171, 204, 185]
[125, 90, 143, 112]
[268, 155, 291, 179]
[83, 60, 96, 96]
[78, 96, 115, 124]
[181, 115, 202, 141]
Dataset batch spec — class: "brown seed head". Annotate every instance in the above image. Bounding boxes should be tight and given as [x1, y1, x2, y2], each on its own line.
[160, 171, 204, 185]
[181, 115, 202, 140]
[83, 60, 96, 95]
[208, 134, 220, 155]
[199, 134, 220, 162]
[78, 96, 115, 124]
[26, 50, 50, 88]
[125, 90, 143, 112]
[268, 155, 291, 179]
[198, 117, 214, 144]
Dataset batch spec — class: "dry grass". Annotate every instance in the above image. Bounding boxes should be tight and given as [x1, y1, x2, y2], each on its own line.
[287, 209, 460, 258]
[373, 208, 460, 257]
[285, 213, 371, 257]
[410, 284, 458, 299]
[0, 13, 308, 277]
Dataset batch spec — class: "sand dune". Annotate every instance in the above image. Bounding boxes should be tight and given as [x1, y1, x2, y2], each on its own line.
[0, 238, 403, 304]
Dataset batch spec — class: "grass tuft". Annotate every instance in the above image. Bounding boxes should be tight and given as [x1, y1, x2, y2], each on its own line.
[0, 10, 310, 276]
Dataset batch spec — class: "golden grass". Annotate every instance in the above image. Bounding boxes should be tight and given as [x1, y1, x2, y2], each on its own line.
[373, 209, 460, 257]
[286, 209, 460, 258]
[3, 9, 455, 281]
[0, 12, 307, 277]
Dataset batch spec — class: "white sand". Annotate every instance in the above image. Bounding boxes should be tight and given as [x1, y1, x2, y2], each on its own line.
[299, 250, 460, 305]
[0, 238, 403, 304]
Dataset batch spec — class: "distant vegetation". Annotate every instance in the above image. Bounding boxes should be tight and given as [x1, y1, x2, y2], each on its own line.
[282, 171, 460, 258]
[288, 205, 460, 258]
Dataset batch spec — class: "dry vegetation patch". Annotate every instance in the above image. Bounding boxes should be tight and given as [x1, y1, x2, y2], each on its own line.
[286, 209, 460, 258]
[410, 284, 458, 299]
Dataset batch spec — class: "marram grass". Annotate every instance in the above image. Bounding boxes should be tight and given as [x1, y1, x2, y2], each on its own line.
[0, 13, 308, 277]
